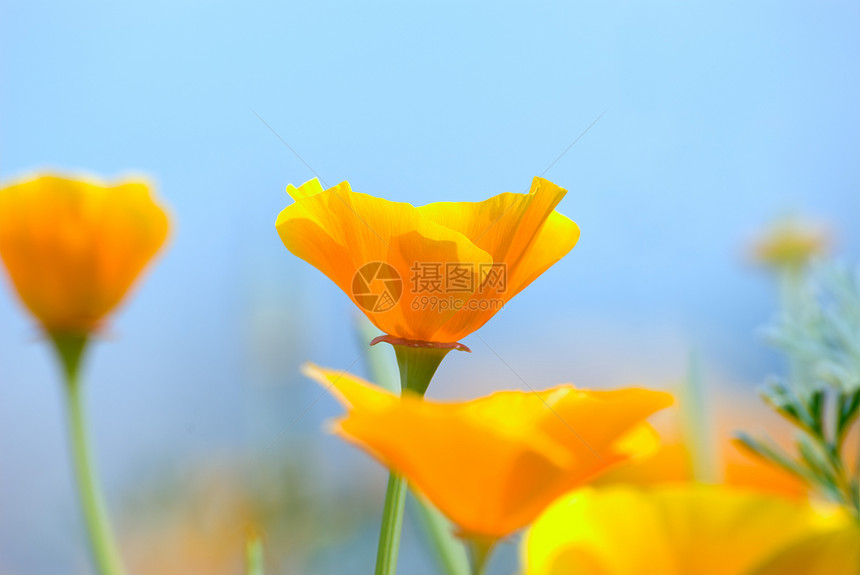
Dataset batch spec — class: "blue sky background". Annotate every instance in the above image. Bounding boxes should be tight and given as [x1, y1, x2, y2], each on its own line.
[1, 1, 858, 572]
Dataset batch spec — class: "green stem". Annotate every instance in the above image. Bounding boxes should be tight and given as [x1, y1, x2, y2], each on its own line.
[245, 532, 264, 575]
[53, 334, 126, 575]
[375, 474, 409, 575]
[358, 320, 468, 575]
[373, 342, 454, 575]
[681, 352, 720, 483]
[392, 344, 452, 397]
[465, 537, 495, 575]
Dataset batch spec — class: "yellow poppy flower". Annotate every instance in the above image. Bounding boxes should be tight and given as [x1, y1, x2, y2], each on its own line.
[303, 363, 672, 539]
[750, 522, 860, 575]
[0, 173, 170, 335]
[276, 177, 579, 345]
[524, 485, 854, 575]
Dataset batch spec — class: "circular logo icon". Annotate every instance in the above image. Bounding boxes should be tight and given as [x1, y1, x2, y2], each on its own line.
[352, 262, 403, 313]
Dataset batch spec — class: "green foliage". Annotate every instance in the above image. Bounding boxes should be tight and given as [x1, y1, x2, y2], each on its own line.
[765, 265, 860, 396]
[245, 535, 264, 575]
[738, 264, 860, 520]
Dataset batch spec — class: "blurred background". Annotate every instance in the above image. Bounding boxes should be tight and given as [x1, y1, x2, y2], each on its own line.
[1, 0, 858, 573]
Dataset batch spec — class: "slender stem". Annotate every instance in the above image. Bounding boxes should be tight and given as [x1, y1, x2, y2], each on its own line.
[54, 334, 126, 575]
[373, 342, 453, 575]
[245, 532, 264, 575]
[465, 537, 495, 575]
[680, 352, 720, 483]
[824, 441, 856, 512]
[375, 474, 409, 575]
[358, 320, 469, 575]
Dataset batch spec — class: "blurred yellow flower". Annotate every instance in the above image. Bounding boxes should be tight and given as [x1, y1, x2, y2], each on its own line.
[303, 363, 672, 539]
[0, 173, 170, 335]
[596, 432, 807, 498]
[750, 522, 860, 575]
[276, 177, 579, 345]
[524, 485, 855, 575]
[751, 219, 830, 271]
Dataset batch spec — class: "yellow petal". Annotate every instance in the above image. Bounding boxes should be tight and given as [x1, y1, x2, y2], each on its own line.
[536, 387, 674, 452]
[306, 368, 672, 538]
[417, 177, 580, 341]
[525, 488, 673, 575]
[334, 392, 572, 537]
[0, 173, 170, 334]
[749, 523, 860, 575]
[524, 485, 843, 575]
[276, 181, 493, 342]
[301, 362, 396, 410]
[277, 177, 579, 344]
[593, 413, 808, 497]
[610, 422, 661, 460]
[417, 178, 576, 288]
[286, 178, 324, 200]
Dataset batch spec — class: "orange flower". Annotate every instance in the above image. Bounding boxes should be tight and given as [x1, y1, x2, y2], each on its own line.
[0, 173, 170, 335]
[303, 363, 672, 539]
[595, 434, 807, 498]
[276, 177, 579, 345]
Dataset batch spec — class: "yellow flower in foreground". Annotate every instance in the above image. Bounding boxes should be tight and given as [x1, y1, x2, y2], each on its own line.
[276, 177, 579, 345]
[524, 485, 856, 575]
[304, 363, 672, 538]
[750, 522, 860, 575]
[0, 173, 170, 335]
